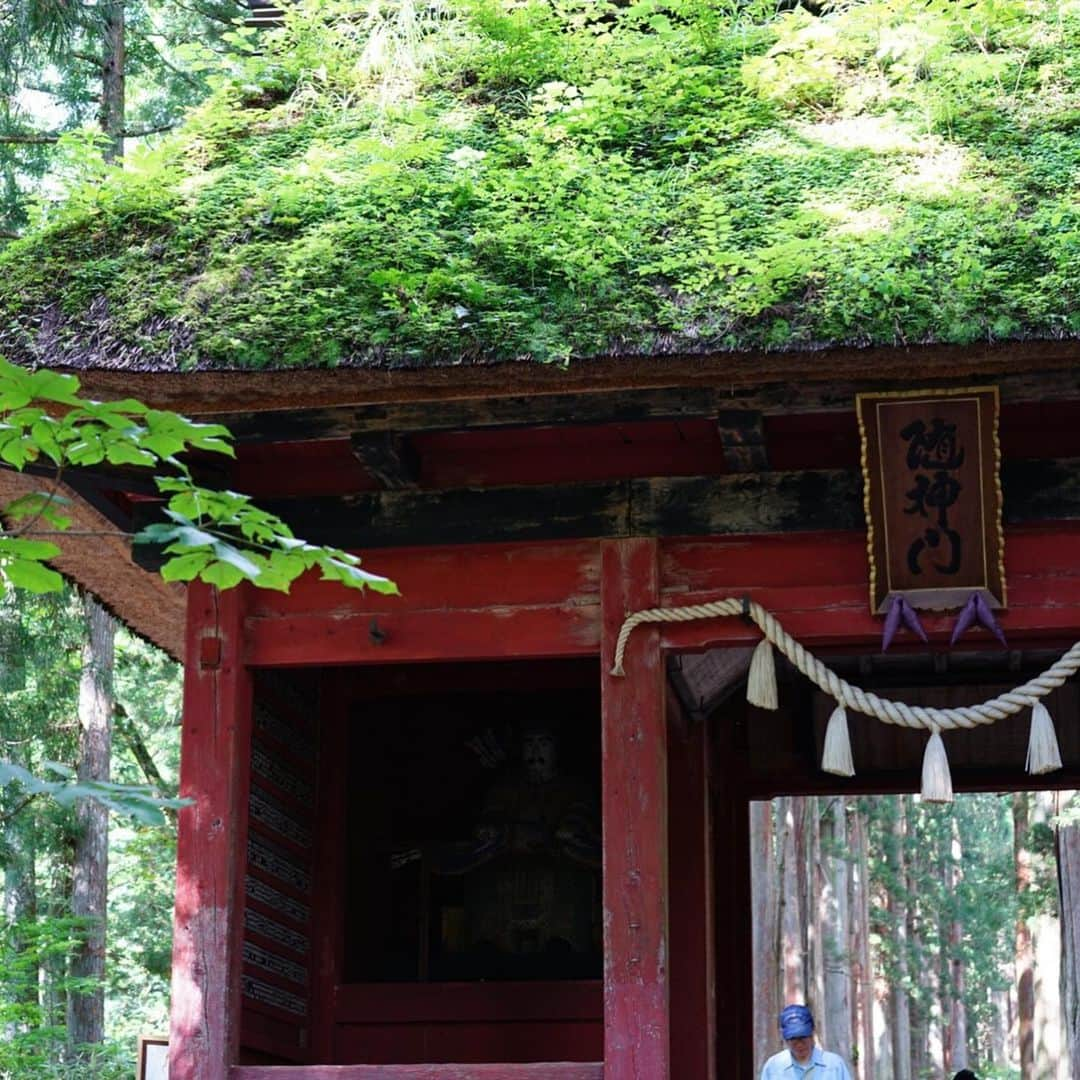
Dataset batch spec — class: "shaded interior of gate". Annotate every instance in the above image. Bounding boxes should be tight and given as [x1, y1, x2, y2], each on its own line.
[232, 648, 1080, 1073]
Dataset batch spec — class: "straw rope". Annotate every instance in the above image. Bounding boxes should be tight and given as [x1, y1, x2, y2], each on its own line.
[610, 597, 1080, 733]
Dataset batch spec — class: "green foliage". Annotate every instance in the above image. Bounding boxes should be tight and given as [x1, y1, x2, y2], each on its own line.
[0, 353, 397, 597]
[0, 0, 247, 238]
[867, 793, 1020, 1070]
[3, 0, 1080, 364]
[0, 761, 183, 827]
[0, 590, 182, 1076]
[0, 915, 125, 1078]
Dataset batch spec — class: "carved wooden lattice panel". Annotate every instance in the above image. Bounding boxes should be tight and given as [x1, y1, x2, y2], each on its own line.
[240, 671, 319, 1062]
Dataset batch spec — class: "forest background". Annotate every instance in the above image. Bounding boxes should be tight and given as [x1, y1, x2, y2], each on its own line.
[2, 0, 1080, 1077]
[752, 790, 1080, 1079]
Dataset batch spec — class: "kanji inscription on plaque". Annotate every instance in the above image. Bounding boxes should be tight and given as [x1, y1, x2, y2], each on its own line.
[856, 387, 1004, 614]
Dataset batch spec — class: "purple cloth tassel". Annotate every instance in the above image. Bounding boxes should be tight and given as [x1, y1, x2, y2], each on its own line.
[950, 593, 979, 646]
[881, 594, 903, 652]
[881, 595, 928, 651]
[974, 591, 1008, 647]
[899, 597, 928, 643]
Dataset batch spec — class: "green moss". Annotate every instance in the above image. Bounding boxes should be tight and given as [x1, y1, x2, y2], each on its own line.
[3, 0, 1080, 368]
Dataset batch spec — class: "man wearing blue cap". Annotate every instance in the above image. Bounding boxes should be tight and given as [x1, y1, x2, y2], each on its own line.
[761, 1004, 853, 1079]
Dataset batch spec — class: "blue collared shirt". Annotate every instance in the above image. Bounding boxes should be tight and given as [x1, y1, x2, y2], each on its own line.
[760, 1045, 853, 1080]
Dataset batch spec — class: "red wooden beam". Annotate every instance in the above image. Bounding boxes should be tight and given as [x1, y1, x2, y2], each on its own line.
[601, 539, 670, 1080]
[246, 542, 601, 618]
[658, 526, 1080, 653]
[244, 605, 600, 666]
[171, 584, 254, 1080]
[230, 1066, 603, 1079]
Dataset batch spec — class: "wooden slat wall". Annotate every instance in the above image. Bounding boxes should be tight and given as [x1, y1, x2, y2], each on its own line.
[239, 671, 321, 1064]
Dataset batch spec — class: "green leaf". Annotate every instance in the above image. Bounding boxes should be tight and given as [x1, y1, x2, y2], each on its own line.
[200, 561, 245, 589]
[210, 542, 261, 578]
[0, 538, 62, 560]
[320, 558, 400, 595]
[3, 493, 71, 529]
[132, 522, 183, 545]
[160, 552, 212, 582]
[0, 438, 28, 468]
[24, 368, 82, 405]
[2, 559, 64, 593]
[103, 440, 157, 467]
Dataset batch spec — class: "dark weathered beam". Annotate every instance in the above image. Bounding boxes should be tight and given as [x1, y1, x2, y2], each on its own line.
[216, 387, 727, 443]
[128, 457, 1080, 554]
[210, 370, 1080, 443]
[350, 432, 420, 489]
[715, 410, 768, 472]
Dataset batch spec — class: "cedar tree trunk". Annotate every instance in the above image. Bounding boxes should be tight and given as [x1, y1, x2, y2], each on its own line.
[66, 596, 114, 1051]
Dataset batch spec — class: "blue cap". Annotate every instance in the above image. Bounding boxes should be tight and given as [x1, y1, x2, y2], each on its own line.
[779, 1004, 814, 1039]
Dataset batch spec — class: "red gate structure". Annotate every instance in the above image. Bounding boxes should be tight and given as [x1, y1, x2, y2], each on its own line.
[3, 352, 1080, 1078]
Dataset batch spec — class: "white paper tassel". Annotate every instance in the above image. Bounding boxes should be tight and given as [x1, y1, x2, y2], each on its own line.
[921, 731, 954, 803]
[1026, 701, 1063, 775]
[822, 703, 855, 777]
[746, 638, 778, 710]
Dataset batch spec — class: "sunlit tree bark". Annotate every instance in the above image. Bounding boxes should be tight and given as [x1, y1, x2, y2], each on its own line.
[809, 797, 824, 1029]
[751, 799, 778, 1072]
[849, 802, 874, 1079]
[780, 795, 805, 1005]
[66, 596, 114, 1053]
[1056, 791, 1080, 1077]
[822, 796, 852, 1062]
[1032, 791, 1065, 1079]
[890, 796, 913, 1080]
[948, 814, 969, 1071]
[2, 793, 36, 1038]
[1014, 791, 1035, 1076]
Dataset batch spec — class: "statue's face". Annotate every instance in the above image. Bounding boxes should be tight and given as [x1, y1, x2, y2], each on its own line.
[522, 731, 557, 783]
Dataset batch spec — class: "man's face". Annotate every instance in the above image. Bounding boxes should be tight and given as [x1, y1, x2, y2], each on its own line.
[522, 731, 557, 782]
[786, 1035, 814, 1064]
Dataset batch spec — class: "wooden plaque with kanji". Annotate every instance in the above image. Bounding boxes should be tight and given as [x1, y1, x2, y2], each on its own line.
[857, 387, 1004, 614]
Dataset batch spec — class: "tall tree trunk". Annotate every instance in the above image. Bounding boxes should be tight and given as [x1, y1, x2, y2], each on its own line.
[1014, 791, 1036, 1077]
[890, 796, 913, 1080]
[45, 853, 73, 1035]
[849, 801, 874, 1080]
[101, 3, 126, 161]
[66, 596, 114, 1052]
[948, 814, 969, 1070]
[751, 799, 778, 1073]
[1057, 791, 1080, 1078]
[823, 796, 852, 1063]
[1032, 790, 1065, 1078]
[779, 796, 805, 1005]
[908, 817, 928, 1080]
[808, 795, 825, 1034]
[991, 987, 1010, 1069]
[3, 798, 37, 1037]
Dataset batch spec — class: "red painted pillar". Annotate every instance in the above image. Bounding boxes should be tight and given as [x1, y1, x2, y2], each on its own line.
[668, 699, 716, 1080]
[601, 539, 670, 1080]
[169, 583, 253, 1080]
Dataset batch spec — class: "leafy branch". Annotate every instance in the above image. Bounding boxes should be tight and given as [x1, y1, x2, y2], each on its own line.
[0, 760, 183, 827]
[0, 355, 397, 597]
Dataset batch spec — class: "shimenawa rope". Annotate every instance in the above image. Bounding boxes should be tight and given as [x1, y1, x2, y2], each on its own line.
[610, 596, 1074, 798]
[611, 596, 1080, 731]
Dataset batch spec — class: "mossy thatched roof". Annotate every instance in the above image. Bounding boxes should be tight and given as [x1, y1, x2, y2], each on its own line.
[4, 0, 1080, 373]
